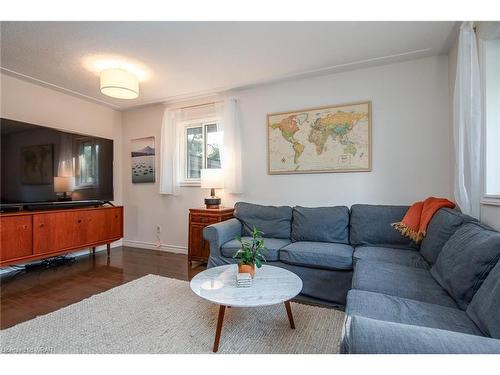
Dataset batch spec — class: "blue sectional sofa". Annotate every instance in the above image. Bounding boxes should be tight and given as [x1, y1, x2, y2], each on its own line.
[204, 201, 500, 353]
[205, 202, 354, 306]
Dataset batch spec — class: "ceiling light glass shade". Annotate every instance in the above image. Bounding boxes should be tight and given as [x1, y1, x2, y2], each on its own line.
[100, 68, 139, 99]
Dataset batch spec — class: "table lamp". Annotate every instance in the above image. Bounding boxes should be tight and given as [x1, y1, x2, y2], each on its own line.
[54, 176, 75, 201]
[200, 169, 224, 209]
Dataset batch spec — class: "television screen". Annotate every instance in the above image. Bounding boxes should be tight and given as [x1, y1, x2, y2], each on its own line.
[1, 118, 114, 204]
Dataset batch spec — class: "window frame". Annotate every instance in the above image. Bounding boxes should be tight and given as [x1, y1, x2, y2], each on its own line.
[179, 118, 221, 186]
[479, 36, 500, 206]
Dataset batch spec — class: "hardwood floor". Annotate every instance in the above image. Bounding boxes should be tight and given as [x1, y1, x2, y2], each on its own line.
[0, 246, 206, 330]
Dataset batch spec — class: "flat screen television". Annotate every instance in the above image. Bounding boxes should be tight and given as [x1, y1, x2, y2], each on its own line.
[1, 118, 114, 206]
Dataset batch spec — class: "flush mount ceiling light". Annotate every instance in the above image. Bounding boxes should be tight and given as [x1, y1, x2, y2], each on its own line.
[100, 68, 139, 99]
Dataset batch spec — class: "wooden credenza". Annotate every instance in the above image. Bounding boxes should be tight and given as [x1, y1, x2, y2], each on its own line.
[0, 205, 123, 266]
[188, 207, 234, 265]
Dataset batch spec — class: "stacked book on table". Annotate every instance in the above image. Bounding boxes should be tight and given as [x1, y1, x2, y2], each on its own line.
[236, 272, 253, 287]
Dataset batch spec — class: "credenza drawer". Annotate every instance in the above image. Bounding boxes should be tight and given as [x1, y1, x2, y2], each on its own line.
[0, 216, 33, 261]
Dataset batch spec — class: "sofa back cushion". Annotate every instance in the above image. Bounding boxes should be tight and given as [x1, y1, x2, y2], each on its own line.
[291, 206, 349, 243]
[420, 208, 475, 265]
[466, 259, 500, 338]
[234, 202, 292, 239]
[430, 222, 500, 310]
[350, 204, 417, 249]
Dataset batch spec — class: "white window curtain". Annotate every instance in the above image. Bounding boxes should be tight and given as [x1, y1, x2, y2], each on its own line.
[453, 21, 482, 218]
[216, 98, 243, 194]
[159, 98, 243, 195]
[159, 108, 181, 195]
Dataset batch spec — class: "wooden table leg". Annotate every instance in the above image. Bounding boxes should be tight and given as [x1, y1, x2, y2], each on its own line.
[106, 243, 111, 258]
[284, 300, 295, 329]
[213, 305, 226, 352]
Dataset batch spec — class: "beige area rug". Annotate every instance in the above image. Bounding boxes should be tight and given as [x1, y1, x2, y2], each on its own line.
[0, 274, 345, 354]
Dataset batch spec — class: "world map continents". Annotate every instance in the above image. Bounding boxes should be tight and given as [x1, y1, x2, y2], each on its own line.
[268, 102, 371, 174]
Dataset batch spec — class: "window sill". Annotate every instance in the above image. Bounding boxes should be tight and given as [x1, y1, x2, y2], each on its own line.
[481, 196, 500, 206]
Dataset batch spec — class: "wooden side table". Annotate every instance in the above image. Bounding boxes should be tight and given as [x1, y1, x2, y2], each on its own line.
[188, 207, 234, 266]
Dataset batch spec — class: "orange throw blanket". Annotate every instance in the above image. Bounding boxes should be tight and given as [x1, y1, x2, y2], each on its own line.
[392, 197, 455, 244]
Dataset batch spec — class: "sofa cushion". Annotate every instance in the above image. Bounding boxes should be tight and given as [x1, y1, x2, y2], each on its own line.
[346, 289, 481, 336]
[353, 246, 429, 269]
[350, 204, 417, 249]
[342, 316, 500, 354]
[291, 206, 349, 244]
[467, 260, 500, 339]
[221, 237, 291, 261]
[279, 241, 353, 270]
[234, 202, 292, 239]
[352, 260, 457, 308]
[430, 222, 500, 310]
[420, 208, 475, 264]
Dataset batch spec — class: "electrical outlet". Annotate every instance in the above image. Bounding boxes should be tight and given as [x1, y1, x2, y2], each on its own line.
[156, 225, 161, 234]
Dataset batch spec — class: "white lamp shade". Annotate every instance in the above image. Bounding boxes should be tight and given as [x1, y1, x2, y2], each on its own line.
[54, 176, 75, 193]
[200, 169, 224, 189]
[100, 68, 139, 99]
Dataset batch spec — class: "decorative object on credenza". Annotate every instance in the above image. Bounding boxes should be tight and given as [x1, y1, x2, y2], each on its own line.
[131, 136, 155, 183]
[267, 101, 371, 174]
[233, 227, 268, 279]
[200, 168, 224, 209]
[21, 144, 54, 185]
[54, 176, 75, 201]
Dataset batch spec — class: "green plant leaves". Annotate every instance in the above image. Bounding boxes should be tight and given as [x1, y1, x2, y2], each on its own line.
[232, 225, 268, 267]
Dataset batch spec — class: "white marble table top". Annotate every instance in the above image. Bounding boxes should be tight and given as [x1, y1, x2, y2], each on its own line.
[190, 264, 303, 307]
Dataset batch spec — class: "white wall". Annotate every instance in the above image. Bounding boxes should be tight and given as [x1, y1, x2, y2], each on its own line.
[121, 56, 451, 252]
[0, 72, 123, 204]
[121, 104, 207, 253]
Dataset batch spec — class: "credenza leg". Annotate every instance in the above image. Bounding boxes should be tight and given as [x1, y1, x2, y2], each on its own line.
[106, 243, 111, 258]
[92, 247, 96, 255]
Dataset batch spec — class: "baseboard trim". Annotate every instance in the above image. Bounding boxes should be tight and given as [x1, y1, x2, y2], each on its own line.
[122, 240, 188, 254]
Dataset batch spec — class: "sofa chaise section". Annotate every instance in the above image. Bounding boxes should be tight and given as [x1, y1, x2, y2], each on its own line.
[345, 289, 481, 336]
[342, 316, 500, 354]
[343, 209, 500, 354]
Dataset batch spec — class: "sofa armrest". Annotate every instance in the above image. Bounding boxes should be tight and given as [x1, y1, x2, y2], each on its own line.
[203, 218, 242, 260]
[342, 316, 500, 354]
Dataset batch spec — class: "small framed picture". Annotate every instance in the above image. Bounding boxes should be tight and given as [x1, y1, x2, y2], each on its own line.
[131, 136, 155, 183]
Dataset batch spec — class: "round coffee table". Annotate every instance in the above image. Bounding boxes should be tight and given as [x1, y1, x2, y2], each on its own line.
[190, 264, 303, 352]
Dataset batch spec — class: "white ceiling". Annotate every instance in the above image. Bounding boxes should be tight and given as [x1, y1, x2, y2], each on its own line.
[0, 21, 458, 110]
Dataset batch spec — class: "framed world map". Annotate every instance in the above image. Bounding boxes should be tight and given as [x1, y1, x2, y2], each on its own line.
[267, 101, 371, 174]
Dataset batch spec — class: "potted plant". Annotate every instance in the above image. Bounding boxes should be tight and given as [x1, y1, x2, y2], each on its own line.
[233, 227, 267, 278]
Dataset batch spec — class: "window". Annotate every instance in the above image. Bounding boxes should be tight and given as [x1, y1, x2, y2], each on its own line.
[183, 122, 222, 183]
[482, 37, 500, 203]
[75, 137, 99, 188]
